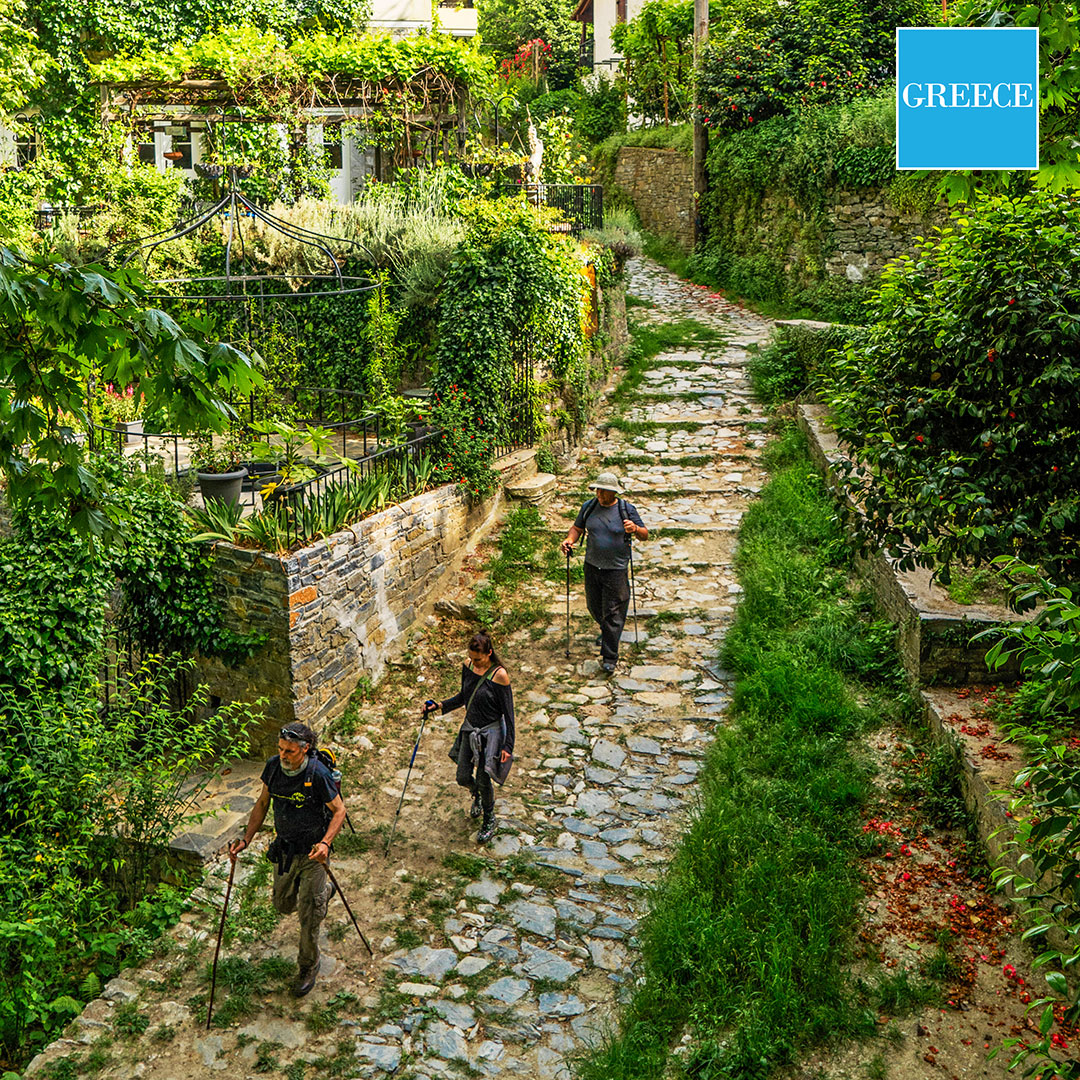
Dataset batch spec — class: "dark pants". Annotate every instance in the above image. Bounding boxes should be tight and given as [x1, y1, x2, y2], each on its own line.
[584, 562, 631, 661]
[456, 729, 495, 812]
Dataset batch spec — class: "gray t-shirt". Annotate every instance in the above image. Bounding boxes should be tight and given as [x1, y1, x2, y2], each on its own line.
[574, 498, 644, 571]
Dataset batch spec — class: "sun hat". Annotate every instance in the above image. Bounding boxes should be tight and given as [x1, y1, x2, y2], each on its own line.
[589, 471, 625, 495]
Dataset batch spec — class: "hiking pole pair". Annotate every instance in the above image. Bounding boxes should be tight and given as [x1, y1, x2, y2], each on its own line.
[384, 704, 431, 858]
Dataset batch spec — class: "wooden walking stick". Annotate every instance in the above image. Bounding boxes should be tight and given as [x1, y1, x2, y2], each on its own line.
[206, 856, 237, 1030]
[325, 863, 373, 956]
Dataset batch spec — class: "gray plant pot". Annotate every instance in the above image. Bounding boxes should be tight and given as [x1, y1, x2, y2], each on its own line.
[197, 467, 247, 506]
[121, 419, 144, 444]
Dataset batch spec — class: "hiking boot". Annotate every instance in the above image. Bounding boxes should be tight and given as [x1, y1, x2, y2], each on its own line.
[594, 633, 603, 647]
[469, 789, 483, 819]
[476, 810, 497, 844]
[601, 659, 616, 674]
[293, 965, 318, 998]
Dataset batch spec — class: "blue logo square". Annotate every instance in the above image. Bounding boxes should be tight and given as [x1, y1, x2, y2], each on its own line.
[896, 27, 1039, 170]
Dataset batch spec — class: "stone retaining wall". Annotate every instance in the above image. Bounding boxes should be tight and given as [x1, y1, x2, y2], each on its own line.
[199, 453, 535, 756]
[822, 188, 948, 282]
[614, 146, 695, 252]
[612, 141, 946, 281]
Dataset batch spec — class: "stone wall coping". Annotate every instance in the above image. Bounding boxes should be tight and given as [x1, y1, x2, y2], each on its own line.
[799, 402, 1035, 627]
[617, 145, 691, 158]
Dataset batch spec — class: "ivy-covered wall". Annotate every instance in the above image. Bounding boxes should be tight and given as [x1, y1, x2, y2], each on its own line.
[702, 181, 946, 295]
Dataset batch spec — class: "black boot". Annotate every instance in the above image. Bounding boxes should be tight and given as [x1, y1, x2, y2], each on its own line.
[476, 808, 497, 844]
[469, 788, 483, 819]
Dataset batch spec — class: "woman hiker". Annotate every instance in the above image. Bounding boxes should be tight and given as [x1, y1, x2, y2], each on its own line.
[424, 630, 515, 844]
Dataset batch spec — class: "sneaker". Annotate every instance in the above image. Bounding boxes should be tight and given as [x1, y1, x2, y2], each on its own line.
[293, 966, 318, 997]
[601, 660, 616, 674]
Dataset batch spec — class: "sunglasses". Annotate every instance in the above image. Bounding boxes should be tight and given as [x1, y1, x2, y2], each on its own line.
[279, 727, 309, 744]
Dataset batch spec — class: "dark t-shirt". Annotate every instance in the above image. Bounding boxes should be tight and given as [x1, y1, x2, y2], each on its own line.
[260, 755, 337, 845]
[574, 498, 644, 571]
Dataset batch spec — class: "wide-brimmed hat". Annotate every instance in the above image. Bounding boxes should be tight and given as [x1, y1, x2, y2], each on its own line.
[589, 471, 625, 495]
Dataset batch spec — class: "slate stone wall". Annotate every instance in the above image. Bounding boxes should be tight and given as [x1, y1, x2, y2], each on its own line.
[199, 480, 507, 757]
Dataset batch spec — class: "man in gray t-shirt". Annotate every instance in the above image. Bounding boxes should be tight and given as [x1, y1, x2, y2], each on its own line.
[560, 472, 648, 673]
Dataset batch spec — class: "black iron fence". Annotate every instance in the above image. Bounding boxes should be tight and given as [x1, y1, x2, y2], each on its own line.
[497, 183, 603, 236]
[255, 428, 443, 550]
[493, 329, 536, 458]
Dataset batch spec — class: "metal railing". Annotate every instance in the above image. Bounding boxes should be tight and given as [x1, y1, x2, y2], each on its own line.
[261, 428, 443, 549]
[33, 204, 106, 230]
[493, 329, 536, 458]
[497, 183, 604, 236]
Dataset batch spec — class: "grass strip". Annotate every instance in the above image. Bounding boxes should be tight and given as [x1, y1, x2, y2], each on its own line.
[574, 425, 908, 1080]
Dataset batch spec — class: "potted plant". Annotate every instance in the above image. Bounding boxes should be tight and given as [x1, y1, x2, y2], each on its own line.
[249, 420, 338, 505]
[191, 428, 249, 506]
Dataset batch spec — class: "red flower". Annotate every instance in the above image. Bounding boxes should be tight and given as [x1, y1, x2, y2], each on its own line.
[1008, 298, 1016, 306]
[915, 434, 924, 443]
[1008, 411, 1016, 419]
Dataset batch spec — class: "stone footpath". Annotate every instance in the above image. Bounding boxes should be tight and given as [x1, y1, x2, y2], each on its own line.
[27, 260, 775, 1080]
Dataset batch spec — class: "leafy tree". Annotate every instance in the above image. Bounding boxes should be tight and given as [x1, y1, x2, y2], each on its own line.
[698, 0, 935, 132]
[0, 0, 51, 120]
[479, 0, 582, 89]
[944, 0, 1080, 194]
[0, 249, 261, 535]
[612, 0, 696, 125]
[821, 192, 1080, 582]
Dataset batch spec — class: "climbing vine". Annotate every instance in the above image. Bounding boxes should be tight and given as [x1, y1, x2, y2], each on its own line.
[431, 196, 589, 445]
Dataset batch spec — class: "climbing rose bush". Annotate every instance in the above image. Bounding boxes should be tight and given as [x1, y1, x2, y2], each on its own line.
[821, 191, 1080, 582]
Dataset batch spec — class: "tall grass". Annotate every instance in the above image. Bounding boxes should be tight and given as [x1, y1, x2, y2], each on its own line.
[574, 426, 903, 1080]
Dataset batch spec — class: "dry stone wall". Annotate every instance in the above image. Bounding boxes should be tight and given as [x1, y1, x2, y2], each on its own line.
[614, 143, 947, 279]
[614, 146, 696, 251]
[822, 188, 947, 282]
[199, 477, 513, 756]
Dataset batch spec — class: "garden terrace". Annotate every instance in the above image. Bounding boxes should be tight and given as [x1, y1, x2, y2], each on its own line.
[89, 385, 414, 510]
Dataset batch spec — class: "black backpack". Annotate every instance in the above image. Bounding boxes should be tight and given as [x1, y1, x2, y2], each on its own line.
[270, 746, 342, 832]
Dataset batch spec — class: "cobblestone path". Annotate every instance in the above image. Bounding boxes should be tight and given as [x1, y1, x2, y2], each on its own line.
[30, 261, 776, 1080]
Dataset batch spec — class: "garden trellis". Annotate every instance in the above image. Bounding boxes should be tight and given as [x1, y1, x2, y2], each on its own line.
[93, 27, 494, 171]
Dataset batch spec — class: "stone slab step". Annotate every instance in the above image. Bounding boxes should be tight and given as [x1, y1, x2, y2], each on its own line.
[506, 472, 558, 505]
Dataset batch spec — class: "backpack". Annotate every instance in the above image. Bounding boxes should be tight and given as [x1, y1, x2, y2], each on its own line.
[270, 746, 342, 832]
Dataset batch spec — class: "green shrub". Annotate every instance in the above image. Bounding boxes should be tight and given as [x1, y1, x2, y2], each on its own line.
[822, 192, 1080, 580]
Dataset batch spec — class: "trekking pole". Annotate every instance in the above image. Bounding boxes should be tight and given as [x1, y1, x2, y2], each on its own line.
[206, 856, 237, 1030]
[325, 863, 373, 957]
[384, 706, 429, 857]
[565, 549, 571, 660]
[628, 542, 639, 644]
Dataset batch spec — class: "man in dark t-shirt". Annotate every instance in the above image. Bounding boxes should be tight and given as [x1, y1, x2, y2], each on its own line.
[560, 471, 648, 673]
[229, 723, 346, 997]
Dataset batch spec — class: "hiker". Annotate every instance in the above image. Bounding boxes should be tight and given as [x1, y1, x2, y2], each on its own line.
[424, 630, 514, 844]
[229, 723, 346, 997]
[560, 471, 648, 673]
